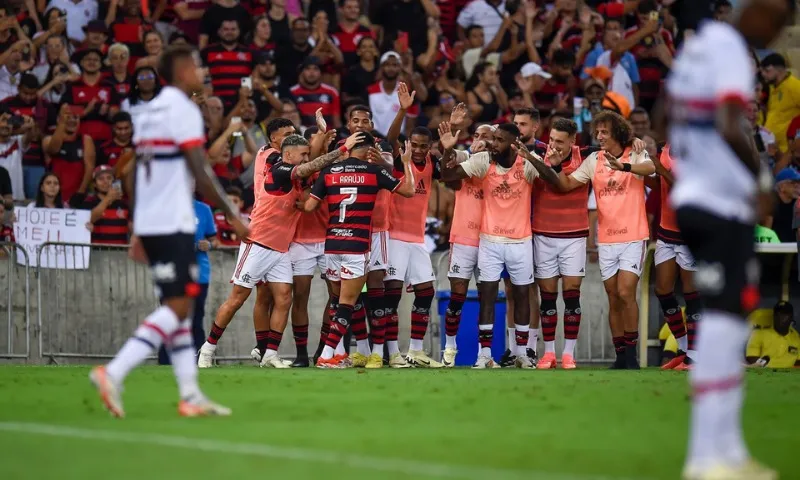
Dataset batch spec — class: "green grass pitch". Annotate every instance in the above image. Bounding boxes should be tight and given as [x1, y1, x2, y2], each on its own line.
[0, 366, 798, 480]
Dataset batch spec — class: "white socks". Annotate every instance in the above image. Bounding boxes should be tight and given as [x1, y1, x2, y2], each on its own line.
[387, 340, 400, 355]
[321, 345, 335, 360]
[371, 342, 384, 355]
[677, 335, 689, 352]
[169, 319, 201, 400]
[686, 310, 751, 471]
[409, 339, 424, 351]
[445, 335, 457, 349]
[107, 306, 179, 383]
[506, 327, 515, 351]
[356, 339, 370, 356]
[563, 338, 576, 357]
[335, 338, 346, 356]
[544, 340, 555, 354]
[527, 329, 538, 351]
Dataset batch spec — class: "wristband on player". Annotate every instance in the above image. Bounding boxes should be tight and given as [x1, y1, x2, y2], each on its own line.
[622, 163, 632, 172]
[339, 145, 349, 154]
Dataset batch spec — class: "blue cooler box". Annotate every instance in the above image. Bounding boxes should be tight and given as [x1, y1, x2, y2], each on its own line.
[437, 289, 507, 366]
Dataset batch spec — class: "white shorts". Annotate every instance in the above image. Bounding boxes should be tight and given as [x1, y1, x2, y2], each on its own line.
[385, 238, 436, 286]
[368, 231, 389, 272]
[289, 241, 326, 276]
[654, 239, 697, 271]
[325, 253, 369, 281]
[478, 238, 534, 285]
[598, 240, 647, 281]
[448, 243, 479, 280]
[533, 235, 587, 279]
[231, 242, 293, 288]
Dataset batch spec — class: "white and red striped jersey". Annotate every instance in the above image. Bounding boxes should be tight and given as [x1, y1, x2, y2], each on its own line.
[130, 86, 205, 236]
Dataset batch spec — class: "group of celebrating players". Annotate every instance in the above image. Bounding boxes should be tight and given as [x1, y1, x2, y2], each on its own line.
[186, 77, 699, 372]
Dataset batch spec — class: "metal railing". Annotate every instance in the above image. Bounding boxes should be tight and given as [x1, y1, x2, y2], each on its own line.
[0, 242, 30, 359]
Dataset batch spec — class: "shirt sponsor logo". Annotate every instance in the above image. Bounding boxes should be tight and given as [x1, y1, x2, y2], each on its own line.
[466, 185, 483, 199]
[415, 179, 426, 195]
[491, 180, 521, 200]
[331, 228, 354, 237]
[597, 178, 626, 197]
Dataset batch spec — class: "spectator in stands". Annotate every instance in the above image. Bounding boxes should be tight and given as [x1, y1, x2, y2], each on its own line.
[96, 111, 133, 168]
[535, 49, 577, 119]
[246, 51, 283, 122]
[0, 201, 12, 243]
[248, 16, 275, 53]
[373, 0, 438, 56]
[199, 0, 253, 50]
[80, 20, 108, 56]
[581, 15, 641, 90]
[290, 56, 341, 128]
[746, 301, 800, 368]
[747, 98, 779, 171]
[38, 62, 72, 106]
[171, 0, 208, 44]
[275, 18, 317, 89]
[368, 51, 418, 136]
[331, 0, 373, 68]
[764, 168, 800, 242]
[121, 65, 160, 110]
[629, 107, 651, 139]
[456, 0, 503, 48]
[231, 98, 266, 165]
[104, 43, 132, 98]
[31, 172, 65, 208]
[62, 48, 121, 143]
[466, 61, 507, 124]
[755, 223, 780, 243]
[215, 186, 246, 246]
[31, 33, 75, 84]
[1, 73, 45, 199]
[0, 38, 28, 102]
[308, 10, 345, 87]
[624, 0, 674, 112]
[0, 111, 34, 201]
[43, 104, 94, 202]
[262, 0, 298, 46]
[341, 36, 379, 104]
[208, 115, 258, 185]
[762, 53, 800, 154]
[48, 0, 98, 45]
[71, 165, 129, 244]
[134, 30, 164, 70]
[712, 0, 733, 22]
[201, 19, 253, 111]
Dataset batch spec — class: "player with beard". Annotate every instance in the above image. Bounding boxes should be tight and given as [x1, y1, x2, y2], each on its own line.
[368, 52, 419, 137]
[442, 123, 540, 369]
[667, 1, 793, 477]
[383, 83, 442, 368]
[303, 134, 415, 368]
[498, 107, 547, 367]
[520, 111, 655, 370]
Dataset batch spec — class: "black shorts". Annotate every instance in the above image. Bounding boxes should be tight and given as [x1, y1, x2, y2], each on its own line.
[676, 207, 759, 316]
[140, 234, 199, 300]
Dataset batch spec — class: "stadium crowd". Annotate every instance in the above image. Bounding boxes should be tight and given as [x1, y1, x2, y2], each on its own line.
[0, 0, 798, 368]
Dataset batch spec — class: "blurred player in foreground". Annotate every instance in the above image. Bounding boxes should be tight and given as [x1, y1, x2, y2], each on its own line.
[90, 45, 248, 417]
[666, 0, 795, 478]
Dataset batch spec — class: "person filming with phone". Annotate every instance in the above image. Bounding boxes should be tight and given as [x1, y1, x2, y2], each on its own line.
[70, 164, 130, 245]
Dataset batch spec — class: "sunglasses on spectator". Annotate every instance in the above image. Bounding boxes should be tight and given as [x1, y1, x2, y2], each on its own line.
[137, 72, 156, 81]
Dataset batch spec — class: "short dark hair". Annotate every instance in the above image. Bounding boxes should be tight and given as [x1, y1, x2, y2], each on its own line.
[513, 107, 540, 122]
[338, 0, 358, 7]
[630, 107, 649, 118]
[349, 104, 372, 119]
[411, 126, 432, 140]
[158, 44, 197, 85]
[352, 131, 375, 150]
[552, 49, 575, 67]
[303, 126, 319, 140]
[292, 17, 309, 28]
[225, 186, 243, 198]
[356, 36, 375, 49]
[465, 25, 483, 37]
[19, 73, 39, 90]
[496, 123, 521, 139]
[266, 117, 295, 140]
[761, 53, 787, 69]
[591, 110, 633, 147]
[111, 111, 132, 124]
[637, 0, 658, 14]
[551, 118, 578, 136]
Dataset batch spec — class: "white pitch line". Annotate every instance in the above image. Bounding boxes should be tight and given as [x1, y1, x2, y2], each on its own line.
[0, 422, 647, 480]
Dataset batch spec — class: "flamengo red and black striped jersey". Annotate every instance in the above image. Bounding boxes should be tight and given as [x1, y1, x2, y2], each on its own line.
[290, 83, 341, 128]
[201, 44, 254, 109]
[311, 158, 401, 254]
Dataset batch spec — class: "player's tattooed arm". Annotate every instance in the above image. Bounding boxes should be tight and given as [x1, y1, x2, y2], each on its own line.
[294, 132, 366, 178]
[184, 146, 249, 238]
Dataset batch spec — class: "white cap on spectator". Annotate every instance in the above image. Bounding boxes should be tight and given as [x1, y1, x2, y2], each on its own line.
[521, 62, 552, 79]
[380, 51, 401, 65]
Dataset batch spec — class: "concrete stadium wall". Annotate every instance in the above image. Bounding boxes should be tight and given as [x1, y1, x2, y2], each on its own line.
[1, 245, 623, 364]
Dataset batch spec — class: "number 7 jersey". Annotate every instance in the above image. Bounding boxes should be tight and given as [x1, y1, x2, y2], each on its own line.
[311, 157, 403, 254]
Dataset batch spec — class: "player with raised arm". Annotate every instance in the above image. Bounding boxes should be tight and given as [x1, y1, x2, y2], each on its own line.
[649, 145, 701, 371]
[89, 44, 248, 417]
[198, 117, 296, 368]
[519, 111, 655, 370]
[302, 133, 415, 368]
[442, 123, 541, 369]
[667, 1, 794, 478]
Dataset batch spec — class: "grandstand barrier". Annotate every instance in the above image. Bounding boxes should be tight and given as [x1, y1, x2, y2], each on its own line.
[641, 243, 799, 367]
[18, 241, 635, 363]
[0, 242, 31, 359]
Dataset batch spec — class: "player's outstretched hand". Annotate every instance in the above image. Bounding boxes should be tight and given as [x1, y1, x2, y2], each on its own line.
[315, 108, 327, 132]
[401, 139, 412, 165]
[449, 102, 468, 126]
[230, 217, 250, 241]
[128, 235, 149, 264]
[439, 122, 461, 150]
[398, 82, 416, 110]
[604, 152, 624, 171]
[366, 146, 382, 164]
[344, 131, 366, 151]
